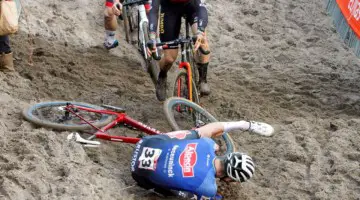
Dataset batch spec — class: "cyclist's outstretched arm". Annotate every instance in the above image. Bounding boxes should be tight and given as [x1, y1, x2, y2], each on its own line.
[196, 121, 274, 138]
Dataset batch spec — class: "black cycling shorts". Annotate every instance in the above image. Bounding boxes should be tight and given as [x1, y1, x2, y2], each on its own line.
[159, 1, 198, 48]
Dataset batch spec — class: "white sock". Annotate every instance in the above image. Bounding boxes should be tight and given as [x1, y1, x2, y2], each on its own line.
[222, 121, 250, 132]
[105, 30, 116, 43]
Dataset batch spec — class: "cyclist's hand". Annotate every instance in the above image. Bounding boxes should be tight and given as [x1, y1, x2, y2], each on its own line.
[194, 30, 206, 52]
[112, 2, 122, 16]
[146, 39, 157, 58]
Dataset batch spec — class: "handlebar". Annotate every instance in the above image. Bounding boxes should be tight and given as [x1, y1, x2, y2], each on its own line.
[147, 36, 211, 60]
[123, 0, 148, 6]
[155, 37, 210, 55]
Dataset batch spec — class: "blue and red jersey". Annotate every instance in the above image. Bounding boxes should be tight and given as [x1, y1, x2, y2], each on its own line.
[131, 130, 217, 198]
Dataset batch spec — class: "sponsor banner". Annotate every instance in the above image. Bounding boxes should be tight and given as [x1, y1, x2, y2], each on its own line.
[336, 0, 360, 37]
[179, 143, 198, 177]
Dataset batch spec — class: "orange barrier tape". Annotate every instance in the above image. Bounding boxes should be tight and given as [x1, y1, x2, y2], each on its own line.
[336, 0, 360, 38]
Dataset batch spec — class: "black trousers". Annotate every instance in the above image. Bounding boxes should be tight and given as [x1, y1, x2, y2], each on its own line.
[0, 35, 11, 53]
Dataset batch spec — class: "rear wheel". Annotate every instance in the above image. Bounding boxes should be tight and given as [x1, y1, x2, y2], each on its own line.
[167, 68, 200, 104]
[23, 102, 113, 131]
[163, 97, 235, 155]
[141, 22, 159, 85]
[122, 6, 131, 43]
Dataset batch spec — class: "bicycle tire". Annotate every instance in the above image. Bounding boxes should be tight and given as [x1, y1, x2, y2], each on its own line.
[164, 97, 235, 155]
[186, 43, 199, 88]
[167, 68, 200, 104]
[23, 101, 113, 131]
[123, 6, 132, 43]
[141, 21, 159, 85]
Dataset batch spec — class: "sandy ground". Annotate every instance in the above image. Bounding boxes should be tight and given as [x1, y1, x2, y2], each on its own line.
[1, 0, 360, 199]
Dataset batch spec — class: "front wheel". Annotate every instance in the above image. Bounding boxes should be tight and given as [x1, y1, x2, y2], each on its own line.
[167, 68, 200, 104]
[122, 6, 132, 43]
[23, 101, 113, 131]
[163, 97, 235, 155]
[140, 22, 159, 85]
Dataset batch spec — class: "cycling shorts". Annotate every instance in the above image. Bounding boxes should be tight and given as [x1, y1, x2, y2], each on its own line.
[159, 1, 198, 48]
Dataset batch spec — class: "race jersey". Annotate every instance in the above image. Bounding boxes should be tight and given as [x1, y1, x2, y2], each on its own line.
[131, 132, 217, 197]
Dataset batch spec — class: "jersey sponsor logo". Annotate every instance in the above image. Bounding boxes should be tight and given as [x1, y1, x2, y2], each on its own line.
[138, 147, 162, 171]
[131, 140, 142, 171]
[167, 145, 179, 177]
[179, 143, 198, 177]
[166, 130, 191, 139]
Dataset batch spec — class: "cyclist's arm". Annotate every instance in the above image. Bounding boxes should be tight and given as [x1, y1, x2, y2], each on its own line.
[196, 121, 250, 138]
[148, 0, 160, 38]
[196, 0, 208, 32]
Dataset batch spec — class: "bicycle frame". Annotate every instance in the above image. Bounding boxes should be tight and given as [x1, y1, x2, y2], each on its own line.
[65, 104, 163, 144]
[177, 18, 198, 102]
[178, 43, 195, 102]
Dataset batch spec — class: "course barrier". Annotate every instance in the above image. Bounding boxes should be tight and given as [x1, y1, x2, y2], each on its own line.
[326, 0, 360, 56]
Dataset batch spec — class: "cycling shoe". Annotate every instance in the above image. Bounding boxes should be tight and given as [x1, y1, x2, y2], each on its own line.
[248, 121, 274, 136]
[104, 39, 119, 50]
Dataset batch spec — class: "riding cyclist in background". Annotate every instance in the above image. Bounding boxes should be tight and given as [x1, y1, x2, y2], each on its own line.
[147, 0, 211, 101]
[103, 0, 122, 49]
[131, 120, 274, 199]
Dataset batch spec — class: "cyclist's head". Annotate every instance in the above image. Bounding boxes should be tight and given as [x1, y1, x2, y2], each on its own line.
[223, 152, 255, 182]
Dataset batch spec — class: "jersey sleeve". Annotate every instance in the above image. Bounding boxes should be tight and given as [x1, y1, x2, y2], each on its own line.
[164, 130, 200, 140]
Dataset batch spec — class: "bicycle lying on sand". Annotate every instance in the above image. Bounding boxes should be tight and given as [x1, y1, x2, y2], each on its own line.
[22, 97, 234, 153]
[121, 0, 160, 85]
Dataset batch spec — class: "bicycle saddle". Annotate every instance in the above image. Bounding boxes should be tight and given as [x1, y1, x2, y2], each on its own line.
[101, 104, 126, 113]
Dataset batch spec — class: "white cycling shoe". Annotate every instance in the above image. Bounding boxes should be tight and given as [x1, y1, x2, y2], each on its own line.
[248, 121, 274, 136]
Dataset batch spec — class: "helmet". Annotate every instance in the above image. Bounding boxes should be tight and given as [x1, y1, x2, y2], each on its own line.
[224, 152, 255, 182]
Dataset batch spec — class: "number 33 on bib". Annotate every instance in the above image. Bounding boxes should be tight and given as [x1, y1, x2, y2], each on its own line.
[138, 147, 162, 170]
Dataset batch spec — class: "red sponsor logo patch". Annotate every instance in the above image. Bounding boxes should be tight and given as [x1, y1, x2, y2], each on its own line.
[166, 131, 190, 139]
[179, 143, 198, 177]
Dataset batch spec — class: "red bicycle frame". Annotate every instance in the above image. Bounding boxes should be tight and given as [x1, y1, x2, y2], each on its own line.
[65, 104, 163, 144]
[177, 61, 194, 102]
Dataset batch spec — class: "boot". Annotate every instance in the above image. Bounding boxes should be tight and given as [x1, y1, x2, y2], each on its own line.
[198, 63, 210, 95]
[0, 52, 15, 72]
[156, 71, 167, 101]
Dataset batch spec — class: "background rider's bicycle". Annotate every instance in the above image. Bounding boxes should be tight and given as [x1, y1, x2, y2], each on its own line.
[121, 0, 159, 85]
[154, 36, 210, 104]
[22, 98, 235, 154]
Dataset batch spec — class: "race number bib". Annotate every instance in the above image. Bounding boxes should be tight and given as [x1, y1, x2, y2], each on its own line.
[138, 147, 162, 170]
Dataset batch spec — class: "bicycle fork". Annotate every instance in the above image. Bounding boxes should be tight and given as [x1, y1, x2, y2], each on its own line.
[178, 61, 193, 102]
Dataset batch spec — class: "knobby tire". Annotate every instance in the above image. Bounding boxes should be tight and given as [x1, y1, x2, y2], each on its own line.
[167, 68, 200, 104]
[123, 6, 131, 43]
[141, 22, 159, 85]
[23, 101, 113, 131]
[163, 97, 235, 155]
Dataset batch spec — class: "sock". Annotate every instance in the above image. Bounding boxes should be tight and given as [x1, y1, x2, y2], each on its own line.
[105, 30, 116, 43]
[222, 121, 250, 132]
[159, 70, 167, 78]
[197, 63, 209, 83]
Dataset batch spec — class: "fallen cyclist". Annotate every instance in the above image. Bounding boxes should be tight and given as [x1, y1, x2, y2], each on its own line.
[131, 120, 274, 199]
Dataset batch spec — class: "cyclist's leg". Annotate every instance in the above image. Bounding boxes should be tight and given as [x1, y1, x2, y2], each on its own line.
[155, 3, 182, 101]
[104, 0, 120, 49]
[188, 2, 211, 95]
